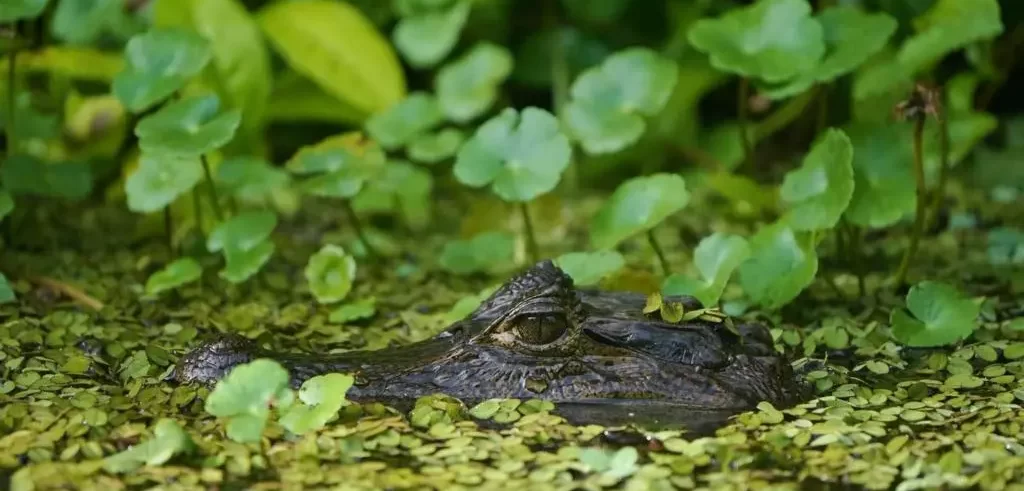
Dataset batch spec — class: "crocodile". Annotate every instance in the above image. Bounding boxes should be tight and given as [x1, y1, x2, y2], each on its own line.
[172, 260, 805, 425]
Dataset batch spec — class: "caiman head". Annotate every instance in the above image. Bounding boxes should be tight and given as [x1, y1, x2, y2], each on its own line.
[172, 260, 804, 411]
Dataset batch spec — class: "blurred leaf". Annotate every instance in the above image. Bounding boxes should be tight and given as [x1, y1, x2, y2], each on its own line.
[688, 0, 825, 83]
[408, 128, 465, 164]
[563, 48, 679, 154]
[221, 241, 275, 284]
[898, 0, 1003, 72]
[305, 245, 357, 304]
[103, 419, 194, 473]
[453, 107, 572, 202]
[554, 250, 625, 286]
[987, 227, 1024, 266]
[0, 92, 60, 142]
[7, 46, 125, 82]
[125, 153, 203, 212]
[923, 113, 998, 183]
[351, 160, 433, 230]
[64, 93, 127, 155]
[205, 359, 291, 443]
[436, 42, 513, 122]
[136, 94, 242, 155]
[112, 28, 212, 112]
[393, 0, 470, 68]
[513, 27, 610, 88]
[0, 273, 14, 304]
[779, 128, 854, 231]
[266, 71, 366, 124]
[579, 446, 639, 479]
[843, 122, 916, 228]
[561, 0, 629, 25]
[278, 373, 354, 434]
[439, 231, 515, 275]
[0, 190, 12, 222]
[207, 210, 277, 254]
[891, 281, 979, 347]
[259, 0, 406, 117]
[287, 134, 386, 199]
[0, 0, 48, 22]
[51, 0, 123, 45]
[329, 298, 377, 323]
[216, 157, 291, 205]
[145, 257, 203, 296]
[662, 233, 751, 307]
[364, 92, 444, 150]
[737, 222, 818, 310]
[1, 154, 93, 200]
[590, 173, 689, 250]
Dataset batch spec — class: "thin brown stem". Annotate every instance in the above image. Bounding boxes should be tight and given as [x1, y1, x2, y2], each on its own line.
[520, 202, 540, 262]
[894, 117, 927, 288]
[647, 229, 671, 276]
[30, 276, 105, 311]
[200, 155, 223, 222]
[343, 200, 376, 257]
[738, 78, 752, 165]
[927, 108, 950, 230]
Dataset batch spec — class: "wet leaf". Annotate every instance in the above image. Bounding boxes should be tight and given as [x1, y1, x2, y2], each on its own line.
[279, 373, 354, 434]
[205, 359, 291, 443]
[780, 128, 854, 230]
[439, 231, 516, 275]
[891, 281, 980, 347]
[216, 157, 291, 205]
[590, 173, 689, 250]
[842, 123, 916, 228]
[662, 233, 751, 307]
[136, 94, 241, 156]
[304, 245, 357, 304]
[688, 0, 825, 83]
[329, 298, 377, 323]
[393, 0, 470, 68]
[0, 273, 15, 304]
[0, 154, 93, 200]
[554, 250, 626, 286]
[453, 107, 572, 202]
[563, 47, 678, 154]
[112, 28, 212, 112]
[408, 128, 465, 164]
[0, 0, 48, 22]
[207, 210, 278, 254]
[221, 241, 275, 284]
[145, 257, 203, 296]
[103, 419, 194, 473]
[737, 222, 818, 309]
[436, 42, 513, 122]
[364, 92, 444, 150]
[125, 153, 203, 212]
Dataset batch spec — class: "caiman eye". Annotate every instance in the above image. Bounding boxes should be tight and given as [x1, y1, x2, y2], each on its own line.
[513, 314, 568, 345]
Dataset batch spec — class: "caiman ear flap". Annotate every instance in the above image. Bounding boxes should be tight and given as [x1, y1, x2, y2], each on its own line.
[468, 260, 574, 322]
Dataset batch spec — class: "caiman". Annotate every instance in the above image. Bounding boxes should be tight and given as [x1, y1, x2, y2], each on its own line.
[172, 260, 805, 426]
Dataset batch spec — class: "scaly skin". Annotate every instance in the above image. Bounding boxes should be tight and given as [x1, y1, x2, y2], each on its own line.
[172, 260, 805, 411]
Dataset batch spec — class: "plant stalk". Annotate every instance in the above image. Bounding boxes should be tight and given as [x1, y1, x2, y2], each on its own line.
[894, 116, 927, 287]
[6, 46, 18, 157]
[199, 155, 224, 222]
[343, 200, 376, 257]
[647, 229, 671, 276]
[927, 108, 950, 230]
[738, 78, 752, 165]
[193, 189, 204, 239]
[520, 202, 540, 262]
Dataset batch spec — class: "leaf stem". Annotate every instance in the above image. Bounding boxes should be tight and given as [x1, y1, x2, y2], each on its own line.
[894, 116, 927, 288]
[193, 188, 204, 239]
[926, 104, 949, 231]
[199, 155, 224, 222]
[738, 78, 752, 165]
[343, 199, 376, 257]
[520, 202, 540, 262]
[164, 207, 174, 256]
[647, 229, 671, 276]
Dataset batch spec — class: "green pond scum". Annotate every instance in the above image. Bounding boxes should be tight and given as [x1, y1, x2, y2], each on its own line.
[1, 0, 1024, 489]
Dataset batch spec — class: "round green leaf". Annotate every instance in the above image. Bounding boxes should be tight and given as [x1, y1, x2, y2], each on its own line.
[0, 154, 93, 200]
[145, 257, 203, 296]
[0, 0, 48, 22]
[438, 231, 515, 275]
[589, 173, 689, 250]
[779, 128, 854, 231]
[737, 222, 818, 310]
[392, 1, 470, 68]
[112, 28, 212, 112]
[986, 228, 1024, 266]
[204, 359, 290, 443]
[842, 123, 916, 228]
[897, 0, 1003, 73]
[207, 210, 278, 253]
[103, 419, 194, 474]
[364, 92, 444, 150]
[351, 160, 433, 230]
[0, 273, 15, 304]
[125, 153, 203, 213]
[135, 94, 242, 155]
[436, 42, 513, 122]
[216, 157, 291, 205]
[286, 134, 386, 199]
[563, 47, 679, 155]
[890, 281, 980, 347]
[51, 0, 124, 45]
[220, 241, 275, 284]
[453, 107, 572, 202]
[408, 128, 465, 164]
[554, 250, 626, 286]
[279, 373, 354, 434]
[687, 0, 825, 83]
[329, 298, 377, 323]
[662, 233, 751, 307]
[304, 245, 357, 304]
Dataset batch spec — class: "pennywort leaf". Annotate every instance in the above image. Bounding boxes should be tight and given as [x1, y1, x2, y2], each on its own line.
[364, 92, 444, 150]
[392, 0, 470, 68]
[554, 250, 626, 286]
[216, 157, 292, 206]
[221, 241, 275, 284]
[439, 231, 516, 275]
[205, 359, 292, 443]
[112, 28, 212, 112]
[662, 233, 751, 307]
[0, 273, 15, 304]
[135, 94, 242, 155]
[278, 373, 354, 434]
[408, 128, 465, 164]
[737, 222, 818, 310]
[103, 419, 195, 473]
[304, 245, 357, 304]
[436, 42, 514, 122]
[125, 153, 203, 213]
[287, 133, 386, 199]
[843, 123, 916, 228]
[207, 210, 277, 254]
[590, 173, 689, 250]
[779, 128, 854, 231]
[0, 0, 48, 22]
[145, 257, 203, 296]
[890, 281, 980, 347]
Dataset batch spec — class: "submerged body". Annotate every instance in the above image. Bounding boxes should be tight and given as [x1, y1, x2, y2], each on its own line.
[173, 261, 804, 414]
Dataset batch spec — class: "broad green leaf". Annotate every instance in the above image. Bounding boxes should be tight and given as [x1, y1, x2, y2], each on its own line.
[662, 233, 751, 307]
[364, 93, 444, 150]
[0, 273, 15, 304]
[0, 190, 12, 222]
[103, 419, 194, 473]
[987, 227, 1024, 266]
[563, 48, 679, 155]
[687, 0, 825, 83]
[761, 6, 897, 99]
[0, 154, 93, 200]
[453, 107, 572, 202]
[897, 0, 1003, 72]
[436, 42, 514, 122]
[278, 373, 354, 434]
[220, 241, 275, 284]
[125, 153, 203, 213]
[135, 94, 242, 155]
[779, 128, 854, 231]
[51, 0, 123, 45]
[579, 447, 639, 479]
[408, 128, 465, 164]
[439, 231, 516, 275]
[737, 222, 818, 310]
[0, 93, 60, 142]
[351, 161, 433, 230]
[554, 250, 625, 286]
[112, 28, 212, 112]
[6, 46, 125, 82]
[154, 0, 273, 147]
[286, 134, 386, 199]
[305, 245, 357, 304]
[0, 0, 47, 22]
[329, 298, 377, 323]
[259, 0, 406, 117]
[266, 71, 366, 125]
[890, 281, 980, 347]
[205, 359, 291, 443]
[145, 257, 203, 296]
[216, 157, 291, 205]
[589, 173, 689, 250]
[392, 1, 470, 68]
[843, 123, 916, 228]
[207, 210, 278, 253]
